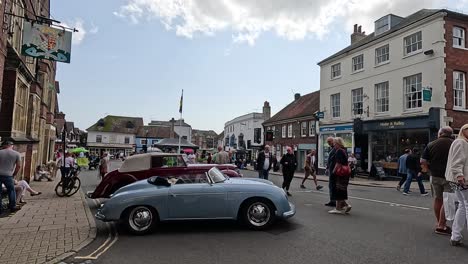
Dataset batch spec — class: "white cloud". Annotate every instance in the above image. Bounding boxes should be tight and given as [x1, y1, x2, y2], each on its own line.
[60, 19, 98, 45]
[114, 0, 459, 45]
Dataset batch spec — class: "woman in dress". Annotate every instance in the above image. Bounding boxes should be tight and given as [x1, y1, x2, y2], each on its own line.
[329, 137, 352, 214]
[446, 123, 468, 246]
[99, 152, 110, 179]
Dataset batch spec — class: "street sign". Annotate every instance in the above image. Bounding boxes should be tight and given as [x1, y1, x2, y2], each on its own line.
[315, 112, 324, 119]
[423, 89, 432, 102]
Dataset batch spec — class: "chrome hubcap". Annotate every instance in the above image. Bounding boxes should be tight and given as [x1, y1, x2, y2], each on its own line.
[129, 207, 152, 231]
[247, 202, 271, 227]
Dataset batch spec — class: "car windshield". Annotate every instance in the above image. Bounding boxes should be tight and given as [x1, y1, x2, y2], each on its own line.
[208, 167, 227, 183]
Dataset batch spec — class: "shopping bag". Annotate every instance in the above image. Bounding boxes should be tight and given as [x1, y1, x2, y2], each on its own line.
[444, 192, 457, 221]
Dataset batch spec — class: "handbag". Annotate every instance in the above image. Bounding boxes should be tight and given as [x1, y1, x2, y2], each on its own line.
[334, 163, 351, 177]
[333, 149, 351, 177]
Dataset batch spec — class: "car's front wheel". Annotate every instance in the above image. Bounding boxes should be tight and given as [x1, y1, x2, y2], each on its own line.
[123, 206, 158, 235]
[241, 199, 275, 230]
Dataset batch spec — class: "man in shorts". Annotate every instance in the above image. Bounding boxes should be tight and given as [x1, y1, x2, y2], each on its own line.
[421, 126, 454, 235]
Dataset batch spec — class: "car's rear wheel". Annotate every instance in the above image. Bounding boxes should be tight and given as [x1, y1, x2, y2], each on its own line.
[123, 206, 158, 235]
[241, 199, 275, 230]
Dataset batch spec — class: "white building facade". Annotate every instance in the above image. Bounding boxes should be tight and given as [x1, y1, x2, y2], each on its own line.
[224, 112, 266, 161]
[87, 131, 137, 157]
[318, 11, 454, 174]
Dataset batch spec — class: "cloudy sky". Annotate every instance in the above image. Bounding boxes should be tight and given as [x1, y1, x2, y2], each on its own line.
[53, 0, 466, 133]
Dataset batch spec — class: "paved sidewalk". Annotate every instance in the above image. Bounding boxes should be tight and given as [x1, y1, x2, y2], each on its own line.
[245, 166, 431, 190]
[0, 175, 96, 264]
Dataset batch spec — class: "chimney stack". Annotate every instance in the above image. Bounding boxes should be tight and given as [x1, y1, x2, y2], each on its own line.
[351, 24, 367, 44]
[263, 101, 271, 120]
[169, 118, 176, 138]
[294, 93, 301, 101]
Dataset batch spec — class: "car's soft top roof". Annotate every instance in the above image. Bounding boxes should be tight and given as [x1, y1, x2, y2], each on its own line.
[119, 153, 181, 173]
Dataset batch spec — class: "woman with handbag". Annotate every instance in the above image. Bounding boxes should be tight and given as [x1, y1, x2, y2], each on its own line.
[446, 123, 468, 246]
[329, 137, 352, 214]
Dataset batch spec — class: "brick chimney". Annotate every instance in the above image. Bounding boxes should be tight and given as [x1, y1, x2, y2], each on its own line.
[351, 24, 367, 44]
[169, 118, 176, 138]
[294, 93, 301, 101]
[55, 111, 65, 120]
[263, 101, 271, 120]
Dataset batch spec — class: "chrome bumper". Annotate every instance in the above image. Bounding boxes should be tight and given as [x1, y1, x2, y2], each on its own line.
[282, 202, 296, 219]
[95, 210, 107, 221]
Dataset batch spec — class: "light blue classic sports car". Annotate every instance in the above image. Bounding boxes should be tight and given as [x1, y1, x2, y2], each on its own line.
[96, 167, 295, 235]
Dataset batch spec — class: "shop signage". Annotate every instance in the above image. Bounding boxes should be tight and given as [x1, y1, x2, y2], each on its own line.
[21, 22, 72, 63]
[378, 121, 406, 129]
[423, 89, 432, 102]
[320, 125, 353, 132]
[315, 112, 324, 119]
[298, 144, 316, 150]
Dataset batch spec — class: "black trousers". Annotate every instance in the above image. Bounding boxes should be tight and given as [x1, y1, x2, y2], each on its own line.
[398, 173, 407, 186]
[282, 170, 294, 191]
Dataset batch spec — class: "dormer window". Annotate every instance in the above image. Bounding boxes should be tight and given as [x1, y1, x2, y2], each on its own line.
[126, 121, 135, 129]
[97, 119, 105, 127]
[375, 16, 390, 36]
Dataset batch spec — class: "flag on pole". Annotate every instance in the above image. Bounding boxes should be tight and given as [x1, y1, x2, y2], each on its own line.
[179, 89, 184, 114]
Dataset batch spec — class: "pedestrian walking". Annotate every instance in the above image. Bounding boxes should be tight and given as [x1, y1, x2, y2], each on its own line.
[421, 126, 454, 236]
[99, 152, 110, 179]
[403, 148, 429, 196]
[300, 149, 323, 190]
[0, 140, 22, 214]
[325, 137, 337, 207]
[280, 147, 297, 196]
[212, 146, 229, 164]
[256, 145, 273, 180]
[396, 149, 411, 191]
[328, 137, 352, 214]
[445, 123, 468, 246]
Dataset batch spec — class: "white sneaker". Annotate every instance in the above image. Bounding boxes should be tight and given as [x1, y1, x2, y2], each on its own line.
[328, 209, 345, 214]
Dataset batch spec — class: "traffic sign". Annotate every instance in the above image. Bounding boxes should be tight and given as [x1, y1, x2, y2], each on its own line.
[315, 112, 324, 119]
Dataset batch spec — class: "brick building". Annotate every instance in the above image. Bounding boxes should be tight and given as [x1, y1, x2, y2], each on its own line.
[0, 0, 61, 181]
[263, 91, 320, 171]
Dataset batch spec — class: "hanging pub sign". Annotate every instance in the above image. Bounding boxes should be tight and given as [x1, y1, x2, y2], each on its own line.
[21, 22, 72, 63]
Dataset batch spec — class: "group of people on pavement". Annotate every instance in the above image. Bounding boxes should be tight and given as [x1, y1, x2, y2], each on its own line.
[0, 141, 42, 216]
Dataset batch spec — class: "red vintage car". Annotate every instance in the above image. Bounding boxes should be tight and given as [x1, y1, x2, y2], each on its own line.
[89, 153, 241, 198]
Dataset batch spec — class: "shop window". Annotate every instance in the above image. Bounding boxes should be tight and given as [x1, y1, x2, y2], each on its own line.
[141, 139, 147, 145]
[375, 82, 389, 113]
[301, 122, 307, 137]
[287, 124, 293, 138]
[351, 88, 363, 115]
[453, 27, 465, 48]
[404, 73, 422, 110]
[331, 93, 341, 118]
[454, 71, 466, 109]
[13, 81, 28, 134]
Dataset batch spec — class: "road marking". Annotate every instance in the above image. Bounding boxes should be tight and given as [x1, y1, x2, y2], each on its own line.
[75, 200, 119, 260]
[296, 190, 430, 210]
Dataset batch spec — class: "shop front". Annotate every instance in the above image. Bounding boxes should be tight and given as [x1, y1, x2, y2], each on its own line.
[362, 113, 439, 176]
[318, 124, 354, 170]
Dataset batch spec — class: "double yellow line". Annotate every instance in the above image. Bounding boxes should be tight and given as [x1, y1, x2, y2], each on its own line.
[75, 200, 119, 260]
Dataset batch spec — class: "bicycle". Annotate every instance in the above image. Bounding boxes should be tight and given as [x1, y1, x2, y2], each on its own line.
[55, 165, 81, 197]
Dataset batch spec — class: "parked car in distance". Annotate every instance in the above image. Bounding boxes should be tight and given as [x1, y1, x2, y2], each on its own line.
[96, 167, 295, 235]
[88, 153, 242, 199]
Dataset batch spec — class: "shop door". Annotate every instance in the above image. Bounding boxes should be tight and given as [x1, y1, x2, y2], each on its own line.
[354, 134, 368, 172]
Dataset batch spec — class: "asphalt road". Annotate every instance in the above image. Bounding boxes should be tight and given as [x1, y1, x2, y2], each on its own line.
[64, 162, 468, 264]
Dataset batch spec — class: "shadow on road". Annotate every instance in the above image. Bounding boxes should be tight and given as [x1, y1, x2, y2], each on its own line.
[115, 219, 301, 237]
